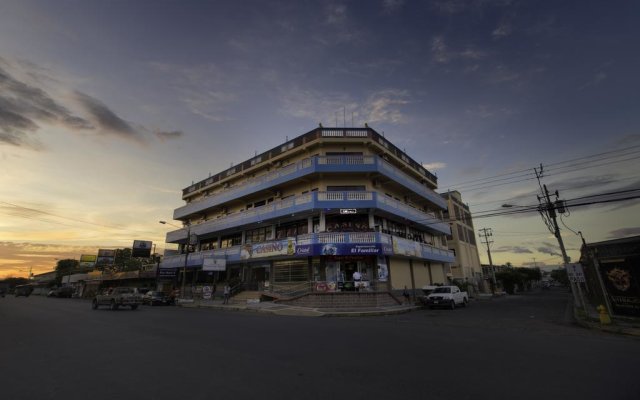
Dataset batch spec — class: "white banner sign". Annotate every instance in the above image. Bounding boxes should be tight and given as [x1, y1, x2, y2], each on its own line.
[203, 257, 226, 271]
[566, 263, 586, 283]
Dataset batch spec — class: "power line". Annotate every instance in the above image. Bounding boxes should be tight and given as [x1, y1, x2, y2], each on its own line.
[0, 201, 160, 236]
[442, 144, 640, 193]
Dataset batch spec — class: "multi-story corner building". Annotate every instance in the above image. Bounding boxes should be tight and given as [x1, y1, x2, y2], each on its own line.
[441, 191, 485, 292]
[159, 126, 454, 301]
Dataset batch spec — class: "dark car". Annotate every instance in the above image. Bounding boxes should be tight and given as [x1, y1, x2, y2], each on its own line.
[14, 285, 33, 297]
[142, 291, 174, 306]
[48, 286, 74, 298]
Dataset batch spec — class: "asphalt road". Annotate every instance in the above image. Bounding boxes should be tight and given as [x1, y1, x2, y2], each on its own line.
[1, 288, 638, 400]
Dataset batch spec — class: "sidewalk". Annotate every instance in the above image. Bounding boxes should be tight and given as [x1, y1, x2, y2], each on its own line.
[178, 297, 420, 317]
[572, 300, 640, 337]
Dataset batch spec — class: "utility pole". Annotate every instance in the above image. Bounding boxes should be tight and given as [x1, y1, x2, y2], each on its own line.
[478, 227, 497, 293]
[535, 166, 581, 307]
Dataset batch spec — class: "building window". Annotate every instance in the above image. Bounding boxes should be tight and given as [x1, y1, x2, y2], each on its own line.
[200, 238, 219, 251]
[327, 185, 366, 192]
[326, 215, 370, 232]
[245, 227, 271, 244]
[220, 233, 242, 248]
[457, 225, 466, 242]
[275, 220, 308, 239]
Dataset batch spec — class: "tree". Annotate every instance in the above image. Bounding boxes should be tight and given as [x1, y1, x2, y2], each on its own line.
[55, 259, 79, 284]
[495, 266, 542, 294]
[114, 248, 143, 271]
[0, 276, 30, 289]
[551, 268, 569, 286]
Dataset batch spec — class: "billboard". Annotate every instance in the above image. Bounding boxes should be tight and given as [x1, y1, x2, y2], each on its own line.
[600, 257, 640, 317]
[79, 254, 97, 268]
[132, 240, 153, 258]
[240, 239, 296, 260]
[96, 249, 115, 266]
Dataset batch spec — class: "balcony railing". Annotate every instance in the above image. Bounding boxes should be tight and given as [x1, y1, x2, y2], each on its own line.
[174, 154, 445, 220]
[167, 191, 450, 243]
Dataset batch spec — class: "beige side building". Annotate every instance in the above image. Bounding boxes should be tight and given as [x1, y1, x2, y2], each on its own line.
[441, 191, 486, 293]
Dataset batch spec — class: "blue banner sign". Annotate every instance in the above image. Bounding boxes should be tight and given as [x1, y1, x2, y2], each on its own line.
[296, 243, 392, 256]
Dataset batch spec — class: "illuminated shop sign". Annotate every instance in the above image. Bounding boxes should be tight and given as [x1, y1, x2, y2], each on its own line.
[295, 243, 392, 256]
[339, 208, 358, 214]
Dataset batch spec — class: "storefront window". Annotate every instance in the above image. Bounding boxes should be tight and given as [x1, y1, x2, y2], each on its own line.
[273, 260, 308, 282]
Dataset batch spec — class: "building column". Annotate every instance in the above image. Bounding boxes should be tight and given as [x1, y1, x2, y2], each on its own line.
[409, 259, 416, 302]
[368, 211, 375, 230]
[319, 210, 326, 232]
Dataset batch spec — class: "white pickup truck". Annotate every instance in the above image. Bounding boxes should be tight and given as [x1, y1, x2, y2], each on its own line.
[92, 287, 142, 310]
[425, 286, 468, 309]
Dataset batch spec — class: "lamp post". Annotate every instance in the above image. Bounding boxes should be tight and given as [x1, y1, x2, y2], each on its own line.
[159, 220, 192, 299]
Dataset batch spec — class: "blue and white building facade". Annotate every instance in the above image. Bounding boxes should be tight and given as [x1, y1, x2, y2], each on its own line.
[160, 127, 454, 294]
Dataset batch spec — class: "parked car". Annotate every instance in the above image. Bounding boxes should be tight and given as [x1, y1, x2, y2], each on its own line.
[142, 291, 174, 306]
[424, 285, 468, 309]
[14, 285, 33, 297]
[418, 285, 438, 307]
[92, 287, 142, 310]
[47, 286, 74, 298]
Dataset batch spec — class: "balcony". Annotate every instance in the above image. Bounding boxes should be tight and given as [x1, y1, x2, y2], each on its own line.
[166, 191, 450, 243]
[173, 155, 446, 220]
[159, 231, 454, 269]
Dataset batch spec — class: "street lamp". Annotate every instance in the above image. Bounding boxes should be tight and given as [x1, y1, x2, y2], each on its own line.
[159, 220, 192, 299]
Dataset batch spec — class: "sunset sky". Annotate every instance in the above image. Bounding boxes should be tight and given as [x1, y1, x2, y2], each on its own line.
[1, 0, 639, 278]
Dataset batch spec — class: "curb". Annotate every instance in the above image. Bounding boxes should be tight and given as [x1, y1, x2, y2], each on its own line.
[180, 301, 419, 317]
[572, 306, 640, 338]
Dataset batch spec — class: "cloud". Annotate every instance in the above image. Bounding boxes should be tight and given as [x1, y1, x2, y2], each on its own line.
[0, 59, 92, 149]
[537, 243, 562, 257]
[0, 241, 106, 278]
[73, 91, 146, 143]
[313, 3, 364, 45]
[363, 89, 410, 124]
[149, 62, 238, 122]
[154, 130, 185, 142]
[612, 134, 640, 147]
[492, 22, 512, 39]
[382, 0, 404, 13]
[608, 227, 640, 239]
[493, 245, 533, 254]
[0, 57, 178, 148]
[431, 0, 468, 15]
[465, 104, 516, 119]
[431, 36, 485, 64]
[422, 162, 447, 171]
[325, 3, 347, 25]
[278, 86, 410, 126]
[432, 0, 514, 16]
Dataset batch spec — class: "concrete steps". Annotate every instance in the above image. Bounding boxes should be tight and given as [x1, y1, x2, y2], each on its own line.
[230, 290, 262, 303]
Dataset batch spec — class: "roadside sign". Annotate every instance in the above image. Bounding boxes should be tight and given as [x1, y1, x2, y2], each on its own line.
[566, 263, 586, 283]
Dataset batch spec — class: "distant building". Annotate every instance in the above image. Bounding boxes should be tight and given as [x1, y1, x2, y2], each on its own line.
[159, 126, 455, 303]
[441, 191, 485, 292]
